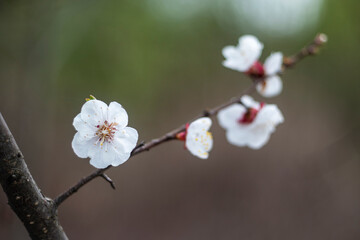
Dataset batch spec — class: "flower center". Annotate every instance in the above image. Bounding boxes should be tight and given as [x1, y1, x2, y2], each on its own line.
[238, 103, 265, 124]
[95, 120, 118, 146]
[246, 61, 265, 78]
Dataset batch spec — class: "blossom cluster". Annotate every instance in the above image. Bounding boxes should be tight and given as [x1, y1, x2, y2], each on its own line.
[72, 35, 286, 168]
[223, 35, 283, 97]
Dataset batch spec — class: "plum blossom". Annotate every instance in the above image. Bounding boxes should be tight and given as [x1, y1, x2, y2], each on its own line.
[222, 35, 263, 72]
[222, 35, 284, 97]
[176, 117, 213, 159]
[72, 99, 138, 169]
[217, 95, 284, 149]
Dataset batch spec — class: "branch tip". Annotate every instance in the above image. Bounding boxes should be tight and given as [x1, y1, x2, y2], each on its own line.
[316, 33, 328, 45]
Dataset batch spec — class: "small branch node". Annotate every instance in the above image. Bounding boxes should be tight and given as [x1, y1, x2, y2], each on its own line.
[132, 141, 145, 153]
[203, 109, 211, 117]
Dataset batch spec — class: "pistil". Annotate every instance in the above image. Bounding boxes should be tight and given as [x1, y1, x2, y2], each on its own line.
[95, 120, 118, 146]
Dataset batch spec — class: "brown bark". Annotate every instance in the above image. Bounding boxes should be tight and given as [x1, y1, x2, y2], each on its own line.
[0, 113, 68, 240]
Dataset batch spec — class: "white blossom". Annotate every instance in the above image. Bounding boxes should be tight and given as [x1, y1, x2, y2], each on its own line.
[264, 52, 283, 76]
[177, 117, 213, 159]
[72, 99, 138, 169]
[257, 52, 283, 97]
[222, 35, 284, 98]
[217, 95, 284, 149]
[222, 35, 263, 72]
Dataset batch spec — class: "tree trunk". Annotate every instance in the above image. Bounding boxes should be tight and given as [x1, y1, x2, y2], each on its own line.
[0, 113, 68, 240]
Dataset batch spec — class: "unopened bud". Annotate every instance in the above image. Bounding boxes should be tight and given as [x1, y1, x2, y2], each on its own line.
[85, 95, 97, 101]
[316, 33, 328, 45]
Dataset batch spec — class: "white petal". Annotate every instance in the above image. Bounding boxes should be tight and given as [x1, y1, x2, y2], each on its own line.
[111, 152, 131, 167]
[88, 141, 130, 169]
[108, 102, 128, 129]
[241, 95, 260, 108]
[222, 35, 263, 72]
[225, 123, 271, 149]
[89, 145, 116, 169]
[90, 158, 110, 169]
[222, 46, 239, 59]
[222, 46, 245, 72]
[217, 104, 246, 129]
[264, 52, 283, 76]
[255, 104, 284, 127]
[245, 104, 284, 149]
[225, 127, 250, 147]
[186, 135, 212, 159]
[246, 128, 271, 149]
[80, 100, 108, 127]
[187, 117, 211, 132]
[73, 113, 97, 140]
[72, 132, 93, 158]
[186, 118, 213, 159]
[222, 47, 246, 72]
[96, 142, 132, 167]
[113, 127, 139, 153]
[256, 75, 283, 98]
[237, 35, 263, 69]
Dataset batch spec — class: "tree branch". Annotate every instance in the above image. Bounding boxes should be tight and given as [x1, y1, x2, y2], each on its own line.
[283, 33, 327, 68]
[0, 113, 68, 240]
[54, 33, 327, 208]
[100, 174, 116, 190]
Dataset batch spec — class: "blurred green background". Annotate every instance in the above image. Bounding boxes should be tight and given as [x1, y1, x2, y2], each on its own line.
[0, 0, 359, 239]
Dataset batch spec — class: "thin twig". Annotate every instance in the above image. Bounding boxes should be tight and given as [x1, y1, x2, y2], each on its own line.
[283, 33, 327, 68]
[54, 167, 109, 207]
[54, 33, 327, 208]
[100, 174, 116, 190]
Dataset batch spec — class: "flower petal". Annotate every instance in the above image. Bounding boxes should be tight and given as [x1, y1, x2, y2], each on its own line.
[222, 46, 239, 59]
[73, 113, 97, 140]
[72, 132, 93, 158]
[111, 151, 131, 167]
[264, 52, 283, 76]
[241, 95, 260, 108]
[80, 100, 108, 127]
[225, 122, 271, 149]
[246, 128, 271, 149]
[187, 117, 211, 132]
[108, 102, 128, 129]
[222, 46, 245, 71]
[217, 104, 246, 129]
[225, 127, 251, 147]
[222, 35, 263, 72]
[89, 146, 115, 169]
[256, 75, 283, 98]
[113, 127, 138, 153]
[255, 104, 284, 127]
[238, 35, 264, 70]
[89, 141, 132, 168]
[245, 104, 284, 149]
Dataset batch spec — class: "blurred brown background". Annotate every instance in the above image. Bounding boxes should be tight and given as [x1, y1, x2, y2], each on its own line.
[0, 0, 359, 239]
